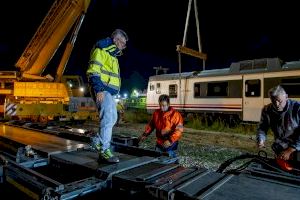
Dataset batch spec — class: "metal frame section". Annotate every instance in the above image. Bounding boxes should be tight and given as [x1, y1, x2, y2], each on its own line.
[245, 161, 300, 185]
[174, 172, 300, 200]
[5, 160, 62, 199]
[146, 167, 208, 199]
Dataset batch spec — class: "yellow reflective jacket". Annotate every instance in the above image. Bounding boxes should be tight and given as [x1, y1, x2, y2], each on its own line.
[87, 43, 121, 95]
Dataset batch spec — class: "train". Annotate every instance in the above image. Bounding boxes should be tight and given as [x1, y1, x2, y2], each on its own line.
[145, 57, 300, 123]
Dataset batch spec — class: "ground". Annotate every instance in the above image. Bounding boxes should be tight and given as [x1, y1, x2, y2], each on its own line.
[112, 122, 274, 171]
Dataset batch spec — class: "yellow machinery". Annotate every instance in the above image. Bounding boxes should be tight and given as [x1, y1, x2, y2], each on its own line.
[0, 0, 96, 121]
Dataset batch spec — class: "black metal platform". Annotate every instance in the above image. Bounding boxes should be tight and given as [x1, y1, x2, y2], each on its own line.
[1, 123, 300, 200]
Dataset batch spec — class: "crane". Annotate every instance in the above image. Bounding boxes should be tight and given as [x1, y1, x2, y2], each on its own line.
[0, 0, 95, 122]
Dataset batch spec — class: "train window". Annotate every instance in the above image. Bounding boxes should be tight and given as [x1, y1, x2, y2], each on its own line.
[156, 83, 161, 94]
[228, 80, 243, 98]
[245, 79, 261, 97]
[265, 77, 300, 98]
[194, 83, 201, 97]
[149, 84, 155, 91]
[281, 78, 300, 97]
[169, 84, 178, 98]
[207, 82, 228, 96]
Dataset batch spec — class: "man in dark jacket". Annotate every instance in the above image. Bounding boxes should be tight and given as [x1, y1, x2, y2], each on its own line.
[257, 85, 300, 168]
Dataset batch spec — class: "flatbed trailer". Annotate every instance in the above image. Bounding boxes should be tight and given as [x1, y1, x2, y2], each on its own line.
[0, 122, 299, 200]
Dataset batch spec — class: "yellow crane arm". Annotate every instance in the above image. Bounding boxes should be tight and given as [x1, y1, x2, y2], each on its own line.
[15, 0, 91, 80]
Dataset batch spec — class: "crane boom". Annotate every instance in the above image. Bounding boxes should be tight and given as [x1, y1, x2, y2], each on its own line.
[0, 0, 96, 122]
[15, 0, 90, 80]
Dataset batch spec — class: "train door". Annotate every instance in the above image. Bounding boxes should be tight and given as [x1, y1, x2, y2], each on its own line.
[243, 74, 264, 122]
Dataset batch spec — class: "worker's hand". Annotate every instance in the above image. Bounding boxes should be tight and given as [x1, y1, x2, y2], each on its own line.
[257, 141, 265, 149]
[162, 140, 172, 148]
[278, 147, 296, 160]
[96, 92, 105, 103]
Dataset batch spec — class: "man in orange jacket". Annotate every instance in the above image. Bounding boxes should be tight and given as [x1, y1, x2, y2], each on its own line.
[138, 94, 183, 158]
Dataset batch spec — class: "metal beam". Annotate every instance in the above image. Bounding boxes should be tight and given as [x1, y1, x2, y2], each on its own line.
[176, 45, 207, 60]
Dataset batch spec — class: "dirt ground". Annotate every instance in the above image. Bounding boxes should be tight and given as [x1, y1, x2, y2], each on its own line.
[112, 122, 274, 170]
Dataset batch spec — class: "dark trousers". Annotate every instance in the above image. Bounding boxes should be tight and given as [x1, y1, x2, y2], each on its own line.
[155, 141, 179, 158]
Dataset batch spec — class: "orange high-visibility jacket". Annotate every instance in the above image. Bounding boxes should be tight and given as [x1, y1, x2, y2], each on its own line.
[144, 107, 183, 145]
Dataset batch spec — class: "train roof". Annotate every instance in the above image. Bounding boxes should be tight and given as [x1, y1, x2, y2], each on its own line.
[149, 57, 300, 81]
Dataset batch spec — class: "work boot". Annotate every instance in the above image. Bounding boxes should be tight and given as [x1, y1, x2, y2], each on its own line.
[99, 149, 120, 163]
[90, 141, 102, 151]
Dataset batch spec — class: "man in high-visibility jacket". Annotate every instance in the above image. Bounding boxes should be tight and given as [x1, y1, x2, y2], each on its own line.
[87, 29, 128, 163]
[138, 94, 184, 158]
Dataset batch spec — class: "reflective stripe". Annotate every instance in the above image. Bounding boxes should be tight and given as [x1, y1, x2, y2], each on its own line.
[176, 124, 184, 128]
[89, 60, 103, 66]
[6, 103, 15, 111]
[176, 128, 184, 132]
[5, 103, 17, 116]
[101, 73, 120, 83]
[87, 46, 121, 92]
[100, 68, 119, 77]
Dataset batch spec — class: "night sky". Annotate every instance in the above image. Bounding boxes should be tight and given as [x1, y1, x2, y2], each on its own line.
[0, 0, 299, 94]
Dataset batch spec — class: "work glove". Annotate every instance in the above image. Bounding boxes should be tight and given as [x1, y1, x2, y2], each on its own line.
[162, 140, 172, 148]
[278, 147, 296, 160]
[96, 92, 105, 103]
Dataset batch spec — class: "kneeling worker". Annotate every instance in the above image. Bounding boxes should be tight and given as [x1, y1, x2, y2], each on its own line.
[138, 94, 183, 158]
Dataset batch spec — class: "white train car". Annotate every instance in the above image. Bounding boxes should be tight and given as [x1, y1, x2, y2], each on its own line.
[146, 58, 300, 123]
